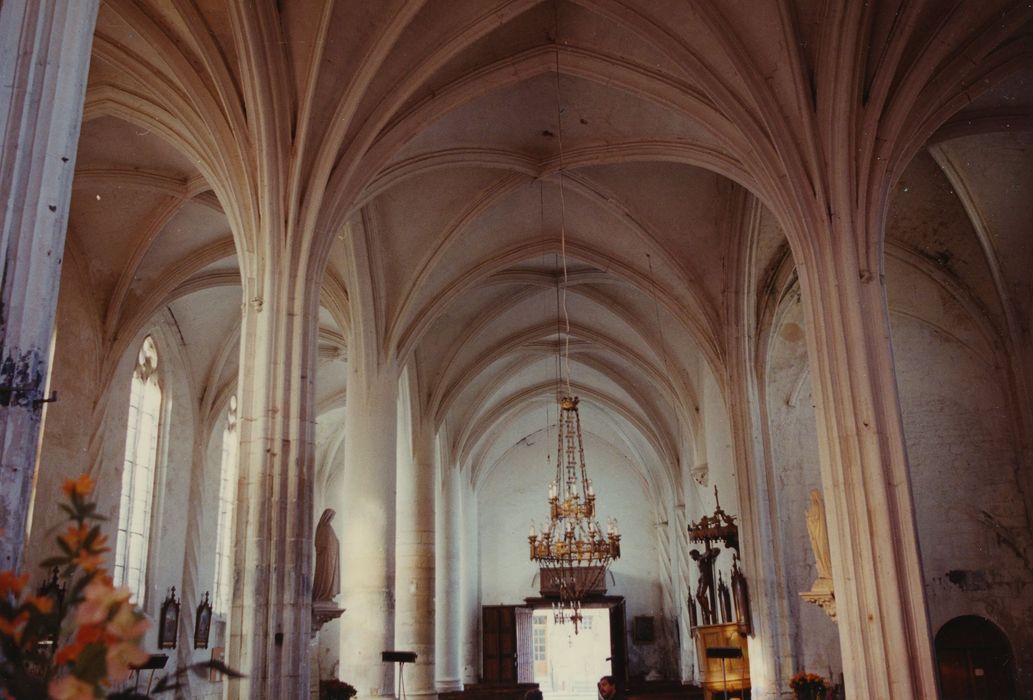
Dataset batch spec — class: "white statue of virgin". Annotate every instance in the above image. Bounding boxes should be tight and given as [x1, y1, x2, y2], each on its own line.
[806, 489, 833, 589]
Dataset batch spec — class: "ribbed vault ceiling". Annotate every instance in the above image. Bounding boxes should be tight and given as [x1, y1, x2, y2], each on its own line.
[64, 0, 1033, 499]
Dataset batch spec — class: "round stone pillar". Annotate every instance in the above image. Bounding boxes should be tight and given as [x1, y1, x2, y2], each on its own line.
[461, 477, 480, 684]
[395, 366, 436, 698]
[339, 364, 398, 699]
[227, 285, 319, 700]
[435, 459, 464, 692]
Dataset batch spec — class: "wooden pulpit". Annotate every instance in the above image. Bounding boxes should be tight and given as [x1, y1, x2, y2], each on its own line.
[692, 623, 749, 700]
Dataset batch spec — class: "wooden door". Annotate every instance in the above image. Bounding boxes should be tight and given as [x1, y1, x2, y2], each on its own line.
[609, 599, 628, 681]
[515, 607, 534, 683]
[936, 615, 1016, 699]
[483, 605, 518, 683]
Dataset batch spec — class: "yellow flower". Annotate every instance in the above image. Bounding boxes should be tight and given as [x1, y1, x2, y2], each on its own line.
[62, 474, 95, 498]
[106, 640, 150, 683]
[48, 674, 99, 699]
[106, 601, 148, 641]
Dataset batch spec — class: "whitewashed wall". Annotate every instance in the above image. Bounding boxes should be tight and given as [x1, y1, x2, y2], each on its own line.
[886, 256, 1033, 690]
[30, 303, 200, 687]
[26, 254, 102, 573]
[763, 256, 1033, 693]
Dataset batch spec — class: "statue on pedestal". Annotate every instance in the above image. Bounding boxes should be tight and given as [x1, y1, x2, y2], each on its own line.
[313, 508, 340, 601]
[312, 508, 345, 637]
[801, 488, 836, 621]
[805, 489, 833, 589]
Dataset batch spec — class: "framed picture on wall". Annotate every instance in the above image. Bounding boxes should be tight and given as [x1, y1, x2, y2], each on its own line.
[158, 587, 180, 649]
[632, 615, 655, 644]
[194, 591, 213, 649]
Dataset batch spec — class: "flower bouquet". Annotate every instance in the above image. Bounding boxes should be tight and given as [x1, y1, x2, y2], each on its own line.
[0, 474, 240, 698]
[789, 671, 828, 700]
[321, 678, 358, 700]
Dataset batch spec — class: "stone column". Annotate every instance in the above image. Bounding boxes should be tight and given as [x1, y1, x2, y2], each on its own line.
[668, 505, 695, 681]
[395, 365, 436, 698]
[723, 192, 795, 699]
[725, 356, 796, 699]
[338, 361, 398, 699]
[435, 455, 464, 692]
[0, 0, 98, 570]
[461, 477, 480, 684]
[795, 228, 937, 698]
[227, 276, 320, 699]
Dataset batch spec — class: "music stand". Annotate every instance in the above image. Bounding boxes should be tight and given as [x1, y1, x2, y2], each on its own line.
[705, 646, 743, 700]
[382, 650, 417, 700]
[131, 653, 168, 694]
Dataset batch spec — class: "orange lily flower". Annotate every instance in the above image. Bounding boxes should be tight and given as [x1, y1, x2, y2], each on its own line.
[0, 610, 29, 643]
[0, 570, 29, 597]
[60, 524, 91, 551]
[55, 623, 106, 665]
[72, 549, 105, 573]
[62, 474, 95, 498]
[26, 594, 55, 614]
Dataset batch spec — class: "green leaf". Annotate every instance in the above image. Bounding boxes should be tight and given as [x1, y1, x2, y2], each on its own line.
[190, 659, 246, 679]
[149, 674, 183, 693]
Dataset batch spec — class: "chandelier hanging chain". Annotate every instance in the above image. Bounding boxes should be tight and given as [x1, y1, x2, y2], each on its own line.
[551, 13, 573, 398]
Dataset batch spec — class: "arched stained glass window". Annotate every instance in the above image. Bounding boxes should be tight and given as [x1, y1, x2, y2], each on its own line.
[213, 395, 238, 615]
[113, 336, 163, 602]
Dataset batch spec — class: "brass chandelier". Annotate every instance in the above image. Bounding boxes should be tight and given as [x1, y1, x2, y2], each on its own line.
[529, 396, 621, 632]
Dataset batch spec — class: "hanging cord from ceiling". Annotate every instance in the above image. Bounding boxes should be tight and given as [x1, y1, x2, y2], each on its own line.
[551, 3, 573, 399]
